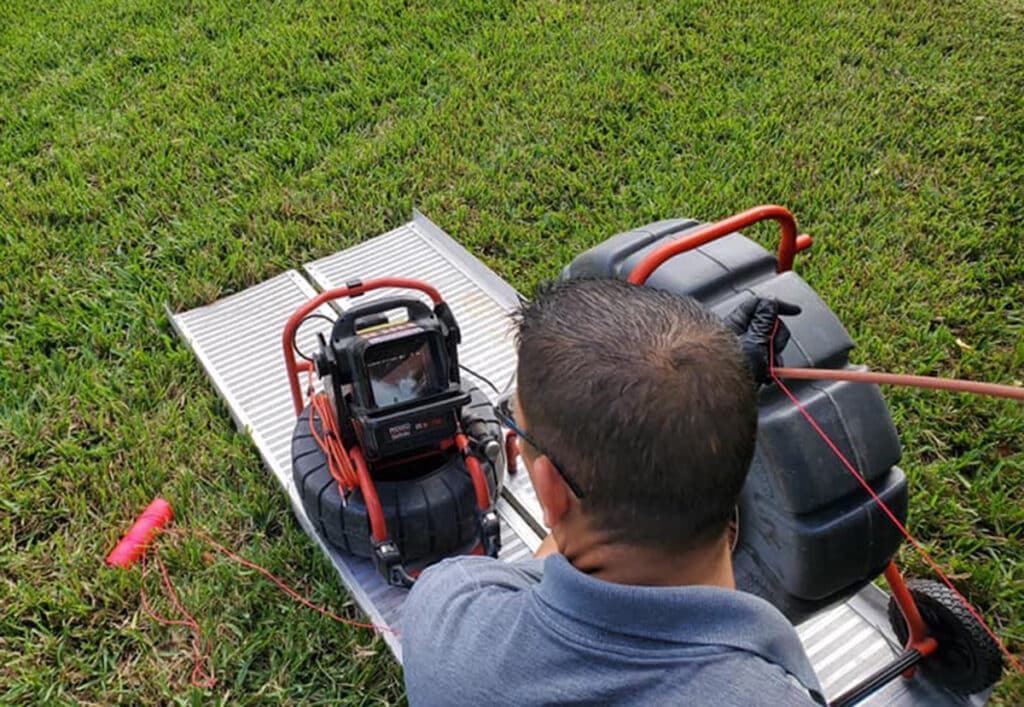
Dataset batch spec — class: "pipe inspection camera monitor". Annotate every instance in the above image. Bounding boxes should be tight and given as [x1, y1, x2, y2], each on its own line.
[314, 297, 469, 462]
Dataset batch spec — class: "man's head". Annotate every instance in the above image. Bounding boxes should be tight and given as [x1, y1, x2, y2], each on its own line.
[514, 277, 757, 555]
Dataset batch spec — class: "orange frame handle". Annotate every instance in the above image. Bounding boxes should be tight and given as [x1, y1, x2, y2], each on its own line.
[884, 561, 939, 670]
[282, 277, 444, 415]
[627, 205, 813, 286]
[456, 433, 493, 511]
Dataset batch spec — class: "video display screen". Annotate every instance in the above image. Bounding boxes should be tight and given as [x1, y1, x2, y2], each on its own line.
[366, 336, 440, 407]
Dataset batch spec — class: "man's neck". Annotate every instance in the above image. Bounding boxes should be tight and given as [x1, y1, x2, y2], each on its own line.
[556, 530, 736, 589]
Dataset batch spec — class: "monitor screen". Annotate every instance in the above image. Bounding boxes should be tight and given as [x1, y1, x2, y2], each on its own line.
[365, 335, 441, 407]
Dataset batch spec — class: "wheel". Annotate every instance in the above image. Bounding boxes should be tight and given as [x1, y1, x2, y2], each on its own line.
[887, 579, 1003, 695]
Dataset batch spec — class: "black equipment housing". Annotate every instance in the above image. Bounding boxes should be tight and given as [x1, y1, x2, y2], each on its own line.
[562, 218, 909, 623]
[314, 298, 469, 461]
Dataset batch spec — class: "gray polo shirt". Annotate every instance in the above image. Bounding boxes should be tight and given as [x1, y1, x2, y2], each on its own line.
[402, 554, 825, 706]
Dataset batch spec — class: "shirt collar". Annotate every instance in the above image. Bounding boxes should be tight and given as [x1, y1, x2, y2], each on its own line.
[534, 554, 823, 697]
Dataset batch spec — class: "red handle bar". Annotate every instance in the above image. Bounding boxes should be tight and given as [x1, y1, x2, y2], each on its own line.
[282, 278, 444, 414]
[627, 205, 813, 285]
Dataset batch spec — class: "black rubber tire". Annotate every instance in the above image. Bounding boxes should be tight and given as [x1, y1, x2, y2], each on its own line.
[887, 579, 1003, 695]
[291, 389, 502, 567]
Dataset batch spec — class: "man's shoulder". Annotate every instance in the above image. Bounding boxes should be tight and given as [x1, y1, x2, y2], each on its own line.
[429, 554, 545, 583]
[400, 558, 825, 706]
[401, 556, 544, 632]
[413, 555, 545, 595]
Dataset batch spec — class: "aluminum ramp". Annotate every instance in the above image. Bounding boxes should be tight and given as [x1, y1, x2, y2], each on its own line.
[171, 211, 987, 705]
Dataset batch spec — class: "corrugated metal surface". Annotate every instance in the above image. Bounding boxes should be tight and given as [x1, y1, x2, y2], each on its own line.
[172, 215, 984, 705]
[798, 595, 897, 698]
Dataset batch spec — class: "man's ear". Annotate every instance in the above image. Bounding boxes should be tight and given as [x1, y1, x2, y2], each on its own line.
[529, 455, 573, 529]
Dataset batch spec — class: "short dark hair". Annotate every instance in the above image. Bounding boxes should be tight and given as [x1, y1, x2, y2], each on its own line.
[515, 278, 757, 553]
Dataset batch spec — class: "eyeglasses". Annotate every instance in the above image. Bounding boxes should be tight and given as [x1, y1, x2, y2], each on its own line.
[495, 394, 586, 499]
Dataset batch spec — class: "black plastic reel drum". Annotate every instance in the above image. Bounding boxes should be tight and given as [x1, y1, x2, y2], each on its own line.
[292, 383, 504, 571]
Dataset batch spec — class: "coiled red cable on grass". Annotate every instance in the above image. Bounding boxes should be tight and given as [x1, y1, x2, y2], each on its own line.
[128, 520, 396, 689]
[140, 543, 215, 688]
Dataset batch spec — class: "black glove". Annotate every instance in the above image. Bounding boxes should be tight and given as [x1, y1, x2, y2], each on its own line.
[723, 296, 801, 385]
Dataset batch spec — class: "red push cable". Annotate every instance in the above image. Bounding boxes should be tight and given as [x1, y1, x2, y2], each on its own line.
[349, 446, 389, 543]
[456, 433, 493, 510]
[773, 367, 1024, 401]
[302, 370, 389, 543]
[141, 547, 216, 688]
[309, 392, 359, 491]
[768, 328, 1023, 674]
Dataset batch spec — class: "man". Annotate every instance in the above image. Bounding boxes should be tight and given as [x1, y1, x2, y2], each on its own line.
[401, 278, 824, 706]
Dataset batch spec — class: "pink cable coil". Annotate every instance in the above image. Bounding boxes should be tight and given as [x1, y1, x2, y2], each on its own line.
[105, 497, 174, 568]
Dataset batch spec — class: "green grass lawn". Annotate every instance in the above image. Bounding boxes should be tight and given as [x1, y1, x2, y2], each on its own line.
[1, 0, 1021, 703]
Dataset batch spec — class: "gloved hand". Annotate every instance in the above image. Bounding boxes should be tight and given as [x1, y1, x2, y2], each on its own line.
[723, 296, 801, 385]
